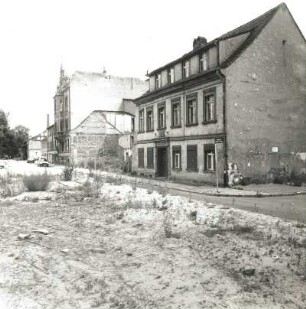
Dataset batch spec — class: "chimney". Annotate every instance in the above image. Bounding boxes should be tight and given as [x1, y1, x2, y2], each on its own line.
[47, 114, 50, 128]
[193, 36, 207, 50]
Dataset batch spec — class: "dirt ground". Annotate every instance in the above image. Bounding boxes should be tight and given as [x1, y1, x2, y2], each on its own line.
[0, 177, 306, 309]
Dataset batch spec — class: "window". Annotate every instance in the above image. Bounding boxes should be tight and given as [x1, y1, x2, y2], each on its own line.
[146, 108, 154, 131]
[139, 109, 144, 132]
[155, 73, 161, 89]
[167, 67, 175, 84]
[171, 98, 181, 127]
[147, 147, 154, 168]
[158, 104, 166, 129]
[204, 144, 215, 171]
[187, 145, 197, 171]
[200, 52, 208, 71]
[131, 118, 135, 132]
[203, 89, 216, 122]
[172, 146, 181, 169]
[186, 94, 198, 126]
[65, 96, 68, 111]
[183, 60, 190, 78]
[138, 148, 144, 168]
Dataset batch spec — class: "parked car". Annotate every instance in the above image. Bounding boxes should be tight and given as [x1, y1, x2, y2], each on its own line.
[27, 158, 37, 163]
[36, 158, 51, 167]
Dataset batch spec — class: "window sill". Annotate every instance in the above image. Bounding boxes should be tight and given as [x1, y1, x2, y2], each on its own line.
[172, 167, 182, 171]
[202, 120, 217, 125]
[186, 168, 198, 172]
[157, 127, 166, 131]
[170, 125, 181, 129]
[185, 123, 198, 127]
[203, 169, 216, 173]
[137, 131, 145, 134]
[146, 129, 154, 132]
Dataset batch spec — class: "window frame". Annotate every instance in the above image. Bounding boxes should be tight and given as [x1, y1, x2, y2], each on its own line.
[146, 106, 154, 132]
[204, 144, 216, 172]
[186, 93, 198, 127]
[183, 60, 190, 79]
[187, 144, 198, 172]
[203, 88, 217, 124]
[171, 97, 181, 128]
[172, 145, 181, 170]
[200, 51, 209, 72]
[157, 102, 166, 130]
[167, 67, 175, 84]
[155, 73, 161, 89]
[139, 108, 145, 132]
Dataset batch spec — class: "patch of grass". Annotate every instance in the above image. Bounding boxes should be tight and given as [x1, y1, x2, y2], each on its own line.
[23, 173, 51, 191]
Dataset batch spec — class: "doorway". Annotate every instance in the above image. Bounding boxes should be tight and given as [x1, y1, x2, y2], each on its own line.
[157, 147, 168, 177]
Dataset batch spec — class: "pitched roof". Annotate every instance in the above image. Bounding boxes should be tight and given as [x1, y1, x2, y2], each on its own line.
[149, 3, 284, 75]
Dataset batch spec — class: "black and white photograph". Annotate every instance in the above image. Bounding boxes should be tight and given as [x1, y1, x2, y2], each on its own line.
[0, 0, 306, 308]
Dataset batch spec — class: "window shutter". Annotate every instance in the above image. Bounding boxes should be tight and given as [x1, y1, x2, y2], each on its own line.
[187, 145, 197, 171]
[147, 147, 154, 168]
[138, 148, 144, 168]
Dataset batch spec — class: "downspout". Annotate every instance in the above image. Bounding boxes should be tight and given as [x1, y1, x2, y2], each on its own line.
[215, 41, 228, 186]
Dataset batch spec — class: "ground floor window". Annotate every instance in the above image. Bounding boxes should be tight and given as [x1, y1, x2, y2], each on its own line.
[204, 144, 215, 171]
[187, 145, 197, 171]
[172, 146, 181, 169]
[138, 148, 144, 168]
[147, 147, 154, 168]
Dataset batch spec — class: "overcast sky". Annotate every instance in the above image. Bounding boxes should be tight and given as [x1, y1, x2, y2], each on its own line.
[0, 0, 305, 136]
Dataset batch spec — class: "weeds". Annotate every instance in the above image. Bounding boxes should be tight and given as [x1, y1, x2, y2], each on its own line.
[63, 165, 74, 181]
[23, 173, 51, 191]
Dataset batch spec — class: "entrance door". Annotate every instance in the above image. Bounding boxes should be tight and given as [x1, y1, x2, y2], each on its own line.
[157, 147, 167, 177]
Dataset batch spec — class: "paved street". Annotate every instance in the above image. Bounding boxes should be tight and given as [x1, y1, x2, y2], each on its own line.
[123, 176, 306, 223]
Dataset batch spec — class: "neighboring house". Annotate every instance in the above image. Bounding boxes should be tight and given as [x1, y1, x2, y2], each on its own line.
[70, 110, 134, 165]
[46, 124, 57, 163]
[28, 132, 47, 160]
[53, 68, 148, 164]
[133, 3, 306, 185]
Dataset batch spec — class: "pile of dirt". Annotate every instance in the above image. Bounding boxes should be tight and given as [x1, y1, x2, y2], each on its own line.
[0, 181, 305, 308]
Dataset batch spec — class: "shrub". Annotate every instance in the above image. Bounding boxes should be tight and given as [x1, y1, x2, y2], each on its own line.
[63, 165, 74, 181]
[23, 173, 51, 191]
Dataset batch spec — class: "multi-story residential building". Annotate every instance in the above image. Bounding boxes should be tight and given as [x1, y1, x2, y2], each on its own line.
[28, 132, 47, 160]
[46, 124, 57, 163]
[53, 68, 148, 164]
[133, 3, 306, 185]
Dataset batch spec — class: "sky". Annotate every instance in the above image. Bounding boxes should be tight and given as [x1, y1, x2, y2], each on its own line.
[0, 0, 305, 136]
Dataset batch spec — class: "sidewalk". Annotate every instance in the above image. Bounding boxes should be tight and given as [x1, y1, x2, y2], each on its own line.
[136, 178, 306, 197]
[75, 168, 306, 198]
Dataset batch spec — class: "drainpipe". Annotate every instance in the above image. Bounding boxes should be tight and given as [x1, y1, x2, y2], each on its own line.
[216, 68, 228, 187]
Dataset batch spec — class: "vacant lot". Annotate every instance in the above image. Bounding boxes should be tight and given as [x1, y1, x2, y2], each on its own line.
[0, 174, 305, 309]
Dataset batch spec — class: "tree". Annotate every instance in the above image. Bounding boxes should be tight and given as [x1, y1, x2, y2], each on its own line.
[0, 110, 10, 158]
[12, 125, 29, 159]
[0, 110, 29, 159]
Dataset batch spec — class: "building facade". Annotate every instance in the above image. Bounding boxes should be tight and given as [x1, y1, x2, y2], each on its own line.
[53, 69, 148, 164]
[133, 3, 306, 185]
[69, 110, 134, 165]
[28, 132, 47, 160]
